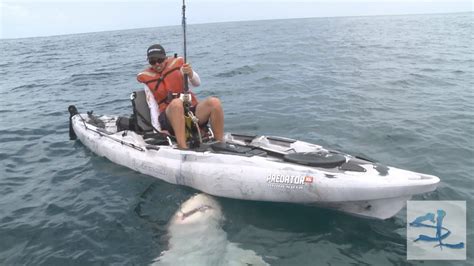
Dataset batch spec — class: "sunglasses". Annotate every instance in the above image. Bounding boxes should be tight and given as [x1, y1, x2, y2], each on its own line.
[149, 57, 166, 65]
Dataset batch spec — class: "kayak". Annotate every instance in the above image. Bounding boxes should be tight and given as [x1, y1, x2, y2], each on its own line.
[68, 92, 440, 220]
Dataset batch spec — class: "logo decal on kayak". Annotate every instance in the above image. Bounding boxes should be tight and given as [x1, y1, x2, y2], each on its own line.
[266, 174, 313, 189]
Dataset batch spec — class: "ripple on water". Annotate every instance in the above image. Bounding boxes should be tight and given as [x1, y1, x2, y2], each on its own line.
[214, 65, 257, 78]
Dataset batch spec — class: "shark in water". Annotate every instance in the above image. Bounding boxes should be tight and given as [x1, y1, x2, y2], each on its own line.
[152, 193, 269, 266]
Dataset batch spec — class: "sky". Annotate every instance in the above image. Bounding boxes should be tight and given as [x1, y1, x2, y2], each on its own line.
[0, 0, 472, 39]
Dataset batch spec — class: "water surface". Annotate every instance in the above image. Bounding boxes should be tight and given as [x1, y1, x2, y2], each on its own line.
[1, 12, 473, 265]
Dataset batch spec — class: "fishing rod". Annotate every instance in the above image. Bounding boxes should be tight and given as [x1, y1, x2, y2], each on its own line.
[182, 0, 189, 93]
[181, 0, 203, 147]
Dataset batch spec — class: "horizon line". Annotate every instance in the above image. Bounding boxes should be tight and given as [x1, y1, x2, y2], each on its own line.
[1, 11, 471, 41]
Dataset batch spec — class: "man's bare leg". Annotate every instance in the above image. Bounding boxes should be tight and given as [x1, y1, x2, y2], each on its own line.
[166, 99, 188, 149]
[195, 97, 224, 141]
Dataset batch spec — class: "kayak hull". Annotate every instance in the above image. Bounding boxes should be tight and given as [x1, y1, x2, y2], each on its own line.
[71, 113, 439, 219]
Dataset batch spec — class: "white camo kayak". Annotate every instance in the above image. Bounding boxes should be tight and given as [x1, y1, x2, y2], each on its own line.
[68, 104, 440, 219]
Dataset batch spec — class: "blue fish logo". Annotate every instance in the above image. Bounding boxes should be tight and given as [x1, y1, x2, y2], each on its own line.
[409, 210, 464, 249]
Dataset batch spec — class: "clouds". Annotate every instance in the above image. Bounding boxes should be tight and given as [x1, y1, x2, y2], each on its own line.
[1, 2, 177, 38]
[1, 1, 472, 39]
[2, 3, 80, 38]
[2, 3, 33, 21]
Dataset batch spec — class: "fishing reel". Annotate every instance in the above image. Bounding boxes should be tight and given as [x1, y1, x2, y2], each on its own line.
[184, 114, 202, 149]
[179, 92, 192, 105]
[178, 92, 201, 148]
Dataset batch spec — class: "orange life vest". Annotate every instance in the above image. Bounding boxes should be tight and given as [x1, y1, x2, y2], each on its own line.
[137, 57, 198, 113]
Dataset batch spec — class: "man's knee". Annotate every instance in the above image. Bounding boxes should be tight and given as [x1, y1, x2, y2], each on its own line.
[167, 99, 184, 112]
[206, 97, 222, 109]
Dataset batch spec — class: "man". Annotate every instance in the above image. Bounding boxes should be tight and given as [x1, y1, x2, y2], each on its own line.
[137, 44, 224, 149]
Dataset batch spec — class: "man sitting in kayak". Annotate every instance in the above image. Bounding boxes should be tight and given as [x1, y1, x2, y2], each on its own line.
[137, 44, 224, 149]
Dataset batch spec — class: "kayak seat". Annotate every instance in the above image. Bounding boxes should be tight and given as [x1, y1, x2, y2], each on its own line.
[132, 90, 154, 133]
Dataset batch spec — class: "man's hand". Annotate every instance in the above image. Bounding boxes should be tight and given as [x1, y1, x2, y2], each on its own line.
[182, 63, 193, 79]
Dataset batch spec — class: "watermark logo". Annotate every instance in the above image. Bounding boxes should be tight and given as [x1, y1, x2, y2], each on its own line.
[407, 201, 466, 260]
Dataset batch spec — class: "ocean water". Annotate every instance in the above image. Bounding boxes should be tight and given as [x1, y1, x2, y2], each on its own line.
[1, 12, 473, 265]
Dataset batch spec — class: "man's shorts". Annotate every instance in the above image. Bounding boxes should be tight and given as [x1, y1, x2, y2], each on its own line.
[159, 106, 207, 135]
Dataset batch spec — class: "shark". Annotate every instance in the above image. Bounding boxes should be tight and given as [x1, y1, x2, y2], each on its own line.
[152, 193, 269, 266]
